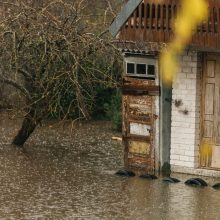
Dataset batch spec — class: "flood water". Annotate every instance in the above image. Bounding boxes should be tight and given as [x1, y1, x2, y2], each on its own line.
[1, 113, 220, 220]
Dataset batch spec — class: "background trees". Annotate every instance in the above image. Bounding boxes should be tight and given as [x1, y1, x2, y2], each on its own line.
[0, 0, 123, 146]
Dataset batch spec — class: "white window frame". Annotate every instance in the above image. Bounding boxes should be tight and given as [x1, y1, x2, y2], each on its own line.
[124, 56, 157, 79]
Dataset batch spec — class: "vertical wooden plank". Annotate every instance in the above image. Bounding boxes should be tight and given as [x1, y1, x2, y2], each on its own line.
[169, 3, 174, 41]
[128, 13, 132, 29]
[165, 3, 169, 42]
[204, 83, 214, 115]
[135, 4, 142, 41]
[144, 0, 147, 29]
[155, 4, 158, 31]
[145, 2, 149, 42]
[209, 2, 216, 48]
[211, 4, 215, 33]
[205, 2, 210, 47]
[143, 0, 147, 41]
[217, 0, 220, 48]
[162, 4, 166, 43]
[155, 3, 159, 42]
[158, 4, 164, 43]
[148, 3, 153, 41]
[133, 6, 137, 41]
[152, 4, 155, 30]
[152, 4, 158, 42]
[141, 2, 144, 29]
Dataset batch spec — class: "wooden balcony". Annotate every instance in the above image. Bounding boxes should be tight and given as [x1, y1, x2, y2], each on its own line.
[119, 0, 220, 51]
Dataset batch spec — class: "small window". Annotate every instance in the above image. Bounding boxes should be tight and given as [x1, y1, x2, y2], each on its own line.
[148, 65, 155, 76]
[127, 63, 135, 74]
[137, 64, 146, 75]
[125, 60, 156, 79]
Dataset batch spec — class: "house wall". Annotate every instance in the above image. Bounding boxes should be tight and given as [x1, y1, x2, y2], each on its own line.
[170, 51, 202, 171]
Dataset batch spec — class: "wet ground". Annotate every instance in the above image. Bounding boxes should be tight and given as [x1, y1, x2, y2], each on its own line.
[1, 112, 220, 220]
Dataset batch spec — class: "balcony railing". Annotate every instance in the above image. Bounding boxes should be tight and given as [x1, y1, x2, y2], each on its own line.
[119, 0, 220, 50]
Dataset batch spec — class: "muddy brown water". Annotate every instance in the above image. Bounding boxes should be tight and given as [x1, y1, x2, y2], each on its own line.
[0, 113, 220, 220]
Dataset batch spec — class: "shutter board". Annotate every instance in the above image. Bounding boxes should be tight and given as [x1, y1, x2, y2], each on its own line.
[207, 60, 216, 78]
[204, 83, 214, 115]
[204, 121, 214, 138]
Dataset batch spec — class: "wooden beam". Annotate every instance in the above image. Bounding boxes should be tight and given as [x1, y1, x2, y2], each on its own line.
[109, 0, 142, 37]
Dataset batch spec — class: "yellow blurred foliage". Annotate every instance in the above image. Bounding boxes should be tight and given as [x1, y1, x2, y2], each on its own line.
[160, 51, 178, 86]
[160, 0, 208, 85]
[200, 140, 213, 166]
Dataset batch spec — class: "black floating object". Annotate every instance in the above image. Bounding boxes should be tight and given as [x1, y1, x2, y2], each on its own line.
[185, 178, 208, 187]
[139, 174, 158, 180]
[194, 178, 208, 186]
[163, 177, 181, 183]
[212, 183, 220, 189]
[115, 169, 135, 177]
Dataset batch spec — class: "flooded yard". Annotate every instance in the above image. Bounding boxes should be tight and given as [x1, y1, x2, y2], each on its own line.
[0, 112, 220, 219]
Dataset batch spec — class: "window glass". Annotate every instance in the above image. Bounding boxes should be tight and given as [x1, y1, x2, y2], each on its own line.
[148, 65, 155, 76]
[127, 63, 135, 74]
[137, 64, 146, 75]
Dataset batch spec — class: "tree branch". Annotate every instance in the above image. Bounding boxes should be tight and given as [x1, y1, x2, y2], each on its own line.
[0, 78, 31, 101]
[18, 69, 32, 80]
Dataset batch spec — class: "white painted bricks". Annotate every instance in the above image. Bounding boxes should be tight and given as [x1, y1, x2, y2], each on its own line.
[170, 51, 201, 170]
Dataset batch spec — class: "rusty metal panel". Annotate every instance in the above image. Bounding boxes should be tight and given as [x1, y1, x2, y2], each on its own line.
[129, 103, 151, 116]
[123, 76, 156, 87]
[128, 141, 151, 155]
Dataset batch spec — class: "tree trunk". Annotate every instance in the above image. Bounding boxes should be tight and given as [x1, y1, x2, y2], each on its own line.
[12, 110, 39, 147]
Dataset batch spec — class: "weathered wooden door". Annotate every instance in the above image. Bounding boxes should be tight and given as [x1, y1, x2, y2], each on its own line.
[202, 54, 220, 168]
[122, 77, 159, 174]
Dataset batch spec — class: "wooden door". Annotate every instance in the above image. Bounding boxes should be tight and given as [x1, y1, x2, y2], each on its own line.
[122, 77, 159, 174]
[202, 54, 220, 168]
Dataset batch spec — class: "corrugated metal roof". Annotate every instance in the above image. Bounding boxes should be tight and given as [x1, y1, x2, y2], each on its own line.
[113, 40, 168, 54]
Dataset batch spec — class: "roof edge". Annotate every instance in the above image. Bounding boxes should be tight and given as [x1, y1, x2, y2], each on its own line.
[109, 0, 142, 37]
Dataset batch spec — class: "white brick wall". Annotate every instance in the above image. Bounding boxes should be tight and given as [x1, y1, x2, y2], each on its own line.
[170, 51, 201, 169]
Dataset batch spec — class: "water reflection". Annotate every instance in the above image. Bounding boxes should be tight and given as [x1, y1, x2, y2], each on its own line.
[0, 113, 220, 219]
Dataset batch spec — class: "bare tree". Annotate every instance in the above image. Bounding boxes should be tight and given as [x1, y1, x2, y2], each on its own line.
[0, 0, 121, 147]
